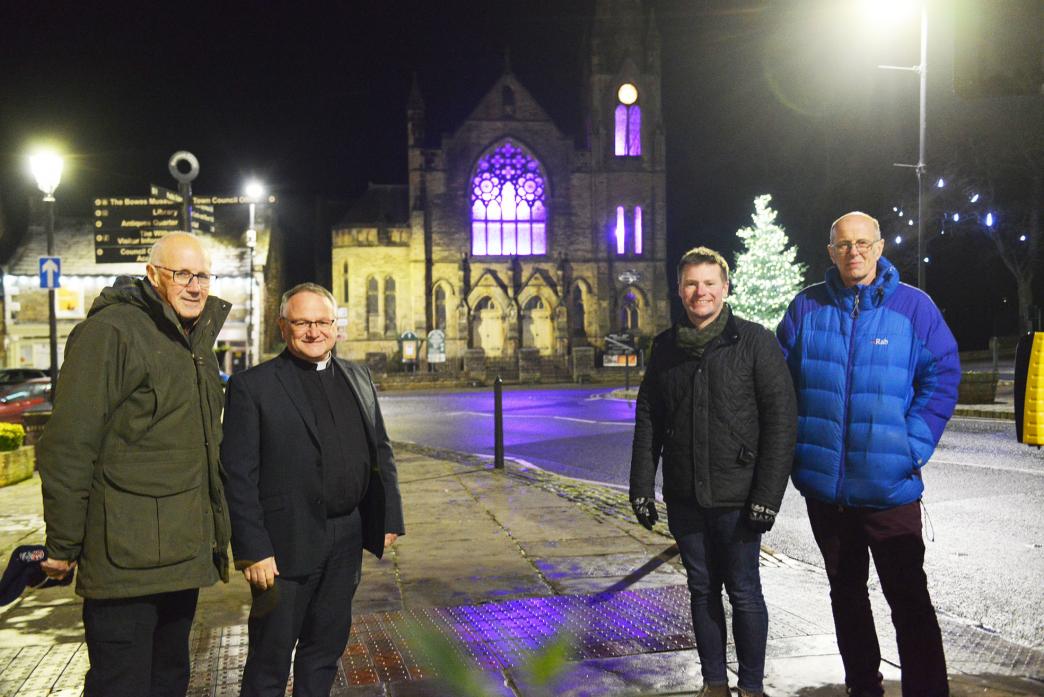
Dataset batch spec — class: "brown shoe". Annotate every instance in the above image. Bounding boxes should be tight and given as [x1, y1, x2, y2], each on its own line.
[697, 684, 730, 697]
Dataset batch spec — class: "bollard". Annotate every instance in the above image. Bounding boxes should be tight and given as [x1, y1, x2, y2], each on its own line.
[494, 375, 504, 469]
[624, 353, 631, 392]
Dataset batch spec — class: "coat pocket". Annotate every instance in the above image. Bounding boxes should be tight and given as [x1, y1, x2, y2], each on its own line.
[102, 449, 205, 569]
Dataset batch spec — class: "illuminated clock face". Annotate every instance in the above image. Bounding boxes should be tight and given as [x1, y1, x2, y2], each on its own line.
[617, 83, 638, 105]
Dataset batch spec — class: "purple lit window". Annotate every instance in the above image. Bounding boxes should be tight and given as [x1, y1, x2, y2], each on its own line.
[471, 141, 548, 256]
[612, 206, 645, 255]
[614, 105, 641, 157]
[634, 206, 643, 254]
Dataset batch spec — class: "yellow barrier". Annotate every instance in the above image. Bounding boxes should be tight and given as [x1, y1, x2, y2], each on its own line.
[1015, 332, 1043, 446]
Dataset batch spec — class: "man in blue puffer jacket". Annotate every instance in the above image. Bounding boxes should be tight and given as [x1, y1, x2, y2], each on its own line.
[777, 212, 960, 697]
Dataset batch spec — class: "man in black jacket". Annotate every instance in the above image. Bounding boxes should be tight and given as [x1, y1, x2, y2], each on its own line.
[221, 283, 405, 697]
[630, 247, 796, 697]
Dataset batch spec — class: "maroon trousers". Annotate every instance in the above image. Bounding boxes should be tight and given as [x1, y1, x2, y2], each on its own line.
[806, 498, 949, 697]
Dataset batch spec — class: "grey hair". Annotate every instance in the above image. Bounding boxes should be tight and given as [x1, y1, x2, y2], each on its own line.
[829, 212, 880, 242]
[279, 282, 337, 318]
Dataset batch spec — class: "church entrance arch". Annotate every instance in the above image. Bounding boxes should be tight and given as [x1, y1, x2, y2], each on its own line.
[521, 296, 553, 355]
[472, 296, 505, 357]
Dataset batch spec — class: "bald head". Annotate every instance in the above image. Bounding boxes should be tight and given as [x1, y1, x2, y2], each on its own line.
[829, 212, 880, 243]
[149, 232, 210, 267]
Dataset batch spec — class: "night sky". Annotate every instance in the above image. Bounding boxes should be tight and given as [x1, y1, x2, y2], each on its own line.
[1, 1, 1040, 347]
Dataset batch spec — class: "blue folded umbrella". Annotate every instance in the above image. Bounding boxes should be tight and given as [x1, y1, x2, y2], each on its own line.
[0, 545, 74, 606]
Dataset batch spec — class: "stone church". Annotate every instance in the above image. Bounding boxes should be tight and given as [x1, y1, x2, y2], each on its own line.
[331, 0, 669, 368]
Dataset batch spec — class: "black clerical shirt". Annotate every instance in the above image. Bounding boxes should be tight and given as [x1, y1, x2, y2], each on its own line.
[290, 353, 371, 518]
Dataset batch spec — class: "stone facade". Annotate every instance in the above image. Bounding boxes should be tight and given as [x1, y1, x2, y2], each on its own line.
[333, 0, 669, 366]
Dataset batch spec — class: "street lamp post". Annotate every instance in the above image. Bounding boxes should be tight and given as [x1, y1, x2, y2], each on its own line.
[244, 181, 264, 369]
[879, 2, 929, 290]
[29, 151, 64, 394]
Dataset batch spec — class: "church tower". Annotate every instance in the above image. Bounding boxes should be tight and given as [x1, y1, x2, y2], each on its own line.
[586, 0, 669, 339]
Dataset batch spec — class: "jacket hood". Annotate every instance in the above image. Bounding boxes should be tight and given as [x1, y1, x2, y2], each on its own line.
[824, 255, 900, 311]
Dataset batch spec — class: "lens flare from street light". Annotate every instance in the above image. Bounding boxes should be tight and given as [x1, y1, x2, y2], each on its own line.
[28, 150, 64, 198]
[860, 0, 916, 23]
[1020, 235, 1027, 242]
[244, 180, 265, 201]
[908, 219, 914, 226]
[895, 235, 903, 244]
[935, 178, 945, 188]
[923, 256, 929, 263]
[985, 212, 994, 227]
[952, 213, 960, 222]
[970, 193, 980, 203]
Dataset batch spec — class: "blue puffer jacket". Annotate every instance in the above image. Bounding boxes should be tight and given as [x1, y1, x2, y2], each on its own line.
[776, 256, 960, 508]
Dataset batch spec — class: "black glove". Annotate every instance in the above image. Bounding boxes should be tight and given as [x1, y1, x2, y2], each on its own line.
[746, 502, 777, 534]
[630, 497, 659, 530]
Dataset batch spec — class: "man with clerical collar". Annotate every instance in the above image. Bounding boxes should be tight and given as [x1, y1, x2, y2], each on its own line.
[630, 246, 796, 697]
[221, 282, 404, 697]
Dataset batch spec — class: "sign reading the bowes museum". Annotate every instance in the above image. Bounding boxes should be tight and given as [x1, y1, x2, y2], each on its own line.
[93, 196, 180, 263]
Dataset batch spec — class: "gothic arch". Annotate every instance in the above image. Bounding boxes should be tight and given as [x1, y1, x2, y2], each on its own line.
[469, 139, 550, 256]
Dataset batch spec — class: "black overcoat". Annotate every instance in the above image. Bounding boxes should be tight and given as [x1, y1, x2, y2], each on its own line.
[220, 351, 405, 575]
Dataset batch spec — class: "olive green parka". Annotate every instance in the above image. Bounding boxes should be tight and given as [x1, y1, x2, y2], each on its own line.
[38, 276, 232, 599]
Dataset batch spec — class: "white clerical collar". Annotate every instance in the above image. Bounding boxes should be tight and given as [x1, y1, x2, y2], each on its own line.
[315, 355, 332, 370]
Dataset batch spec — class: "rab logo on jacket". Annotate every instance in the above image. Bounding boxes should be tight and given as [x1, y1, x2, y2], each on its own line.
[872, 338, 889, 346]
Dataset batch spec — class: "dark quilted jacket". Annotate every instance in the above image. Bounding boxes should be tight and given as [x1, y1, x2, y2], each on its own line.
[630, 310, 797, 510]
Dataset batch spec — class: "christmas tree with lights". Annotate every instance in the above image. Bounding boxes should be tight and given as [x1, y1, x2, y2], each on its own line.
[730, 195, 807, 329]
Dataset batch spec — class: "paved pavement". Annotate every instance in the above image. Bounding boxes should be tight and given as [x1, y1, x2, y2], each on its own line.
[1, 440, 1043, 696]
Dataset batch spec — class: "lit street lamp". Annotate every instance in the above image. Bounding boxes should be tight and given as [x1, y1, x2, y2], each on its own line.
[28, 150, 64, 393]
[876, 1, 929, 290]
[244, 180, 264, 369]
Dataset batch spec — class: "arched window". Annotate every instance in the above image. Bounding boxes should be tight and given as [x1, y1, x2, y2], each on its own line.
[571, 286, 586, 337]
[471, 140, 548, 256]
[523, 296, 543, 311]
[383, 277, 396, 336]
[474, 296, 496, 312]
[434, 286, 447, 331]
[614, 83, 641, 157]
[342, 262, 349, 303]
[366, 276, 379, 331]
[620, 291, 640, 331]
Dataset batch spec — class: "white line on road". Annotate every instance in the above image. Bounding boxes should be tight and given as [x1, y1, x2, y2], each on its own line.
[931, 457, 1044, 477]
[444, 410, 632, 427]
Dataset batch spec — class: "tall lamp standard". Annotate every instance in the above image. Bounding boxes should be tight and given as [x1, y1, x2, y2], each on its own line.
[28, 150, 64, 394]
[878, 1, 929, 290]
[244, 180, 264, 369]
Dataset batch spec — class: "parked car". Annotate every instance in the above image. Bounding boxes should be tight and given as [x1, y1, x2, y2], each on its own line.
[0, 368, 48, 386]
[0, 379, 52, 425]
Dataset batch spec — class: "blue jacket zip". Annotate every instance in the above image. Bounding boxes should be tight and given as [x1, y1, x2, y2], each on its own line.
[834, 289, 862, 504]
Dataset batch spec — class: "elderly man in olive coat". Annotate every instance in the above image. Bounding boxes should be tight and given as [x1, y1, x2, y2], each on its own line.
[38, 232, 232, 697]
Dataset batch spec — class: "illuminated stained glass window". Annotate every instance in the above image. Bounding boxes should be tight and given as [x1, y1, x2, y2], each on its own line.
[613, 206, 645, 255]
[471, 141, 548, 256]
[614, 84, 641, 157]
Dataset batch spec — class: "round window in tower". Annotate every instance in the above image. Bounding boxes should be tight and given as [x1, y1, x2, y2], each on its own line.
[617, 83, 638, 105]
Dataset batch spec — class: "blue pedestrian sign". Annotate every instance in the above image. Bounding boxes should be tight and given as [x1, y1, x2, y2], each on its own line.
[39, 257, 61, 289]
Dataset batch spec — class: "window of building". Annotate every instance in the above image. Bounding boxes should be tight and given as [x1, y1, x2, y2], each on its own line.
[620, 291, 639, 331]
[434, 286, 447, 331]
[614, 83, 641, 157]
[613, 205, 645, 255]
[570, 286, 586, 337]
[383, 277, 396, 336]
[366, 276, 378, 331]
[471, 140, 548, 256]
[342, 262, 349, 303]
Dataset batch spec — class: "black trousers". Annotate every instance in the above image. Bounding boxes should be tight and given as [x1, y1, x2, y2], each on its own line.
[806, 498, 949, 697]
[82, 588, 199, 697]
[240, 509, 364, 697]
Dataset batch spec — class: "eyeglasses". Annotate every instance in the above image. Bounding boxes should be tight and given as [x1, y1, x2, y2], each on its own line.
[284, 319, 336, 331]
[152, 265, 215, 287]
[829, 239, 881, 254]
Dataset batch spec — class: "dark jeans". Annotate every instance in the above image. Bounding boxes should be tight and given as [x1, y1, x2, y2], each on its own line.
[241, 509, 364, 697]
[82, 588, 199, 697]
[667, 503, 768, 692]
[806, 498, 949, 697]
